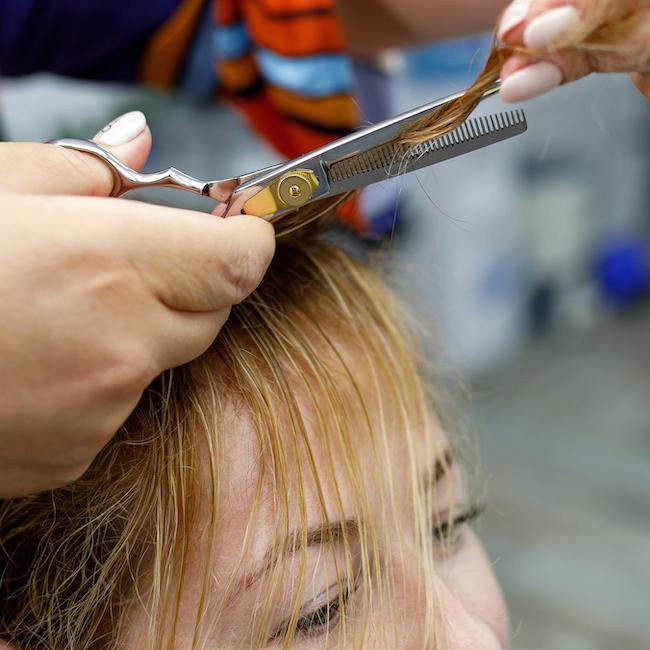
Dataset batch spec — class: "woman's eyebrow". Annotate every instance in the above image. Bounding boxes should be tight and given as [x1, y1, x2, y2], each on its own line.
[232, 519, 360, 596]
[275, 518, 360, 566]
[232, 450, 454, 596]
[298, 518, 359, 549]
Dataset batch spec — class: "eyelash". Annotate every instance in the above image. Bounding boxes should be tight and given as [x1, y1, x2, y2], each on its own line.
[432, 504, 485, 548]
[276, 506, 484, 641]
[294, 587, 351, 638]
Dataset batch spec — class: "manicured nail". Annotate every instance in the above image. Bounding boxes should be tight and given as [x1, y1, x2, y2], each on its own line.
[498, 0, 532, 40]
[524, 5, 581, 49]
[94, 111, 147, 146]
[500, 61, 564, 102]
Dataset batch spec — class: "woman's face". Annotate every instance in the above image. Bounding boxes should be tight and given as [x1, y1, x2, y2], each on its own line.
[126, 369, 509, 648]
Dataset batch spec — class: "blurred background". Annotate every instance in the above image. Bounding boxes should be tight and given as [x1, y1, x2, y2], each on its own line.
[2, 33, 649, 649]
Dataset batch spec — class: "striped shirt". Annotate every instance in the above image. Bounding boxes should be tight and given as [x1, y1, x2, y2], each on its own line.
[0, 0, 397, 233]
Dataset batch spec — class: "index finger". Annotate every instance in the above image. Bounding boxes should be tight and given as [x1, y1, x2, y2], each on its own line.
[29, 193, 275, 314]
[526, 0, 641, 24]
[501, 6, 650, 84]
[500, 0, 640, 46]
[104, 200, 277, 312]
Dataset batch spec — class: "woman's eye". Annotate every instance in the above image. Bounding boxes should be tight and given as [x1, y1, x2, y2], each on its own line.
[295, 592, 345, 635]
[432, 504, 484, 548]
[273, 587, 352, 641]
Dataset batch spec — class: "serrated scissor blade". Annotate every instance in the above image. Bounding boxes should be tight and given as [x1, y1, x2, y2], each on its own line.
[326, 110, 527, 194]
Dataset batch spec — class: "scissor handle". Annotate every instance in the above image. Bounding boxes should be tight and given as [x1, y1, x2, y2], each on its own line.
[49, 138, 211, 198]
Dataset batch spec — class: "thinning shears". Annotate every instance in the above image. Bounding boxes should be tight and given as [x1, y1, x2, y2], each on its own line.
[51, 81, 527, 221]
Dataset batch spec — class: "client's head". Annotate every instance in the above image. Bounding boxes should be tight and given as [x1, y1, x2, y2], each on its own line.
[0, 226, 507, 649]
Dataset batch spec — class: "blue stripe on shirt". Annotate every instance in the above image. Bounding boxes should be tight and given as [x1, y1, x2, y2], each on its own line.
[212, 22, 251, 61]
[255, 48, 354, 98]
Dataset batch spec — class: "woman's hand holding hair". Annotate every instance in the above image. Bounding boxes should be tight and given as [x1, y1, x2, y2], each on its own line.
[0, 112, 275, 499]
[498, 0, 650, 101]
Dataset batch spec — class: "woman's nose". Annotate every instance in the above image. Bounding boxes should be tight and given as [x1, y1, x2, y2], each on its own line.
[401, 587, 506, 650]
[389, 551, 508, 650]
[440, 598, 506, 650]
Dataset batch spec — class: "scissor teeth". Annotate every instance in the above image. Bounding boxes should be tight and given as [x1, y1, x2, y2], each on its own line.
[326, 109, 527, 184]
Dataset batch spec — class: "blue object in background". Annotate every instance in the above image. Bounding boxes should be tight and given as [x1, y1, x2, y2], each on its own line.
[595, 238, 650, 308]
[405, 34, 492, 83]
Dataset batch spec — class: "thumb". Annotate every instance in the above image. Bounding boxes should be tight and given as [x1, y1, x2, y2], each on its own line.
[0, 111, 152, 197]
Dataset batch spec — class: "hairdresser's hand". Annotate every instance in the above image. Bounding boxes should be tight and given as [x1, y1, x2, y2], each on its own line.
[497, 0, 650, 101]
[0, 112, 275, 499]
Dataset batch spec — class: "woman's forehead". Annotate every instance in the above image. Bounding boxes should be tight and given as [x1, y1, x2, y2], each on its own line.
[203, 386, 447, 549]
[184, 403, 357, 616]
[182, 362, 451, 638]
[215, 396, 358, 517]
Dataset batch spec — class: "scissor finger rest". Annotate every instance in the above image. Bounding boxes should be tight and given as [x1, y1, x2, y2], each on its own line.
[49, 138, 212, 198]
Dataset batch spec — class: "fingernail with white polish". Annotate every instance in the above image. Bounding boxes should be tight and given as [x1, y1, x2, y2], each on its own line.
[94, 111, 147, 146]
[524, 5, 581, 49]
[498, 0, 532, 40]
[500, 61, 564, 102]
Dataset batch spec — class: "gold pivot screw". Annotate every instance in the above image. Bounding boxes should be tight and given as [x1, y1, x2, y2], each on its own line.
[276, 171, 320, 208]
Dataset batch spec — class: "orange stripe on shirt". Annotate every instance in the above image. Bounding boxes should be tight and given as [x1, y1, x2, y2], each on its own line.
[140, 0, 205, 88]
[215, 0, 243, 25]
[243, 3, 345, 55]
[267, 85, 357, 130]
[218, 54, 261, 93]
[249, 0, 337, 14]
[226, 90, 342, 159]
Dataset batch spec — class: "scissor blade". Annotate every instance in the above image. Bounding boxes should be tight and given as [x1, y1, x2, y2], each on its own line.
[325, 110, 527, 194]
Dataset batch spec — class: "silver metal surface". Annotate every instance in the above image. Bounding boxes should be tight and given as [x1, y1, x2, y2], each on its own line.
[231, 81, 504, 214]
[326, 110, 528, 194]
[49, 138, 283, 203]
[50, 80, 529, 221]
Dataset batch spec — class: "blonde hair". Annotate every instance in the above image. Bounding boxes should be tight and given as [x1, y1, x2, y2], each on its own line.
[400, 0, 649, 146]
[0, 219, 454, 649]
[2, 3, 641, 646]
